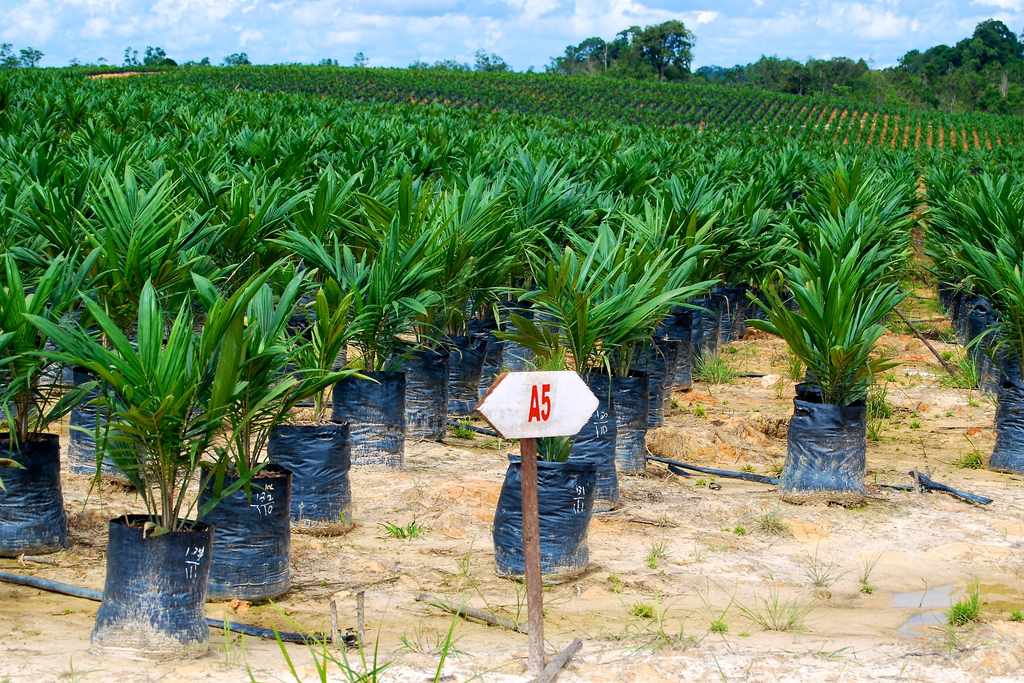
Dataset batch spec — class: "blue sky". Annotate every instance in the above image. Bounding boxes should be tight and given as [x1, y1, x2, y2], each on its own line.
[2, 0, 1022, 70]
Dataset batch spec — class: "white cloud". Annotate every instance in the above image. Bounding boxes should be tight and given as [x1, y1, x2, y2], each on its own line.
[238, 27, 263, 46]
[816, 3, 912, 41]
[2, 0, 59, 43]
[972, 0, 1022, 9]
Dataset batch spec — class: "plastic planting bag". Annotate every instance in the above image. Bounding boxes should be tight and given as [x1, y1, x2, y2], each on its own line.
[492, 456, 597, 580]
[612, 374, 650, 475]
[991, 359, 1024, 475]
[780, 384, 867, 505]
[200, 465, 292, 601]
[268, 423, 353, 534]
[332, 371, 405, 469]
[0, 434, 67, 557]
[569, 372, 618, 511]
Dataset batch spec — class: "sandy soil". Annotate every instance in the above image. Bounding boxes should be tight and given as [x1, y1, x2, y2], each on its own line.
[4, 300, 1024, 682]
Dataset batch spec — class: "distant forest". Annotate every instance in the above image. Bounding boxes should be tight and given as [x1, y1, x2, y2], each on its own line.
[545, 19, 1024, 116]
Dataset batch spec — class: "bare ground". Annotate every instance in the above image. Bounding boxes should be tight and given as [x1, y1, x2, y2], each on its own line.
[4, 310, 1024, 682]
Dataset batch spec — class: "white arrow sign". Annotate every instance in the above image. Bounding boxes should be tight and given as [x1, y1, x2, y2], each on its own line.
[474, 371, 598, 439]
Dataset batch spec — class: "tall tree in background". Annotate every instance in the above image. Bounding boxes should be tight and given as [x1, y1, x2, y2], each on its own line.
[633, 20, 695, 82]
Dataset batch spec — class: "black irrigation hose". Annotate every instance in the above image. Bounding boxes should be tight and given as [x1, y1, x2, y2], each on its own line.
[646, 454, 780, 485]
[0, 572, 318, 644]
[447, 420, 501, 438]
[913, 470, 993, 505]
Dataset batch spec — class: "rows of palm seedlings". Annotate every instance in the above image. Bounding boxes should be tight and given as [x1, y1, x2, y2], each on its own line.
[927, 169, 1024, 475]
[0, 68, 936, 658]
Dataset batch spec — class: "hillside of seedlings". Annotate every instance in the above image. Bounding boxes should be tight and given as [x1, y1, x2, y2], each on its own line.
[2, 69, 1024, 682]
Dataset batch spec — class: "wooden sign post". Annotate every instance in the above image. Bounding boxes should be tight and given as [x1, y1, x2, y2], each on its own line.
[475, 371, 598, 676]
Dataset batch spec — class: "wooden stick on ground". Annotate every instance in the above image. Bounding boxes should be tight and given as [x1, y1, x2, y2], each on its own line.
[330, 599, 339, 649]
[527, 638, 582, 683]
[894, 307, 955, 375]
[356, 591, 365, 646]
[415, 593, 527, 633]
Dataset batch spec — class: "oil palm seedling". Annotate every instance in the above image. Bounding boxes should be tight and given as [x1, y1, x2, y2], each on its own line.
[748, 224, 908, 504]
[201, 270, 362, 600]
[0, 250, 98, 556]
[30, 272, 272, 658]
[278, 188, 441, 468]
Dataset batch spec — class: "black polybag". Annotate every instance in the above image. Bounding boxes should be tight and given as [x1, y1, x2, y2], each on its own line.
[332, 371, 405, 469]
[991, 361, 1024, 474]
[0, 434, 67, 557]
[633, 338, 680, 428]
[717, 285, 749, 343]
[612, 374, 650, 475]
[966, 298, 1001, 394]
[492, 456, 596, 579]
[445, 335, 490, 416]
[393, 347, 449, 441]
[690, 295, 721, 359]
[501, 306, 535, 372]
[569, 372, 618, 511]
[200, 465, 292, 602]
[779, 384, 867, 504]
[659, 307, 694, 390]
[91, 515, 213, 658]
[67, 368, 122, 478]
[268, 423, 353, 534]
[469, 320, 504, 400]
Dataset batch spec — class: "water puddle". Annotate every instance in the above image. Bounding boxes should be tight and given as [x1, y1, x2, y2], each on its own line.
[892, 583, 1024, 638]
[891, 585, 959, 609]
[898, 612, 945, 637]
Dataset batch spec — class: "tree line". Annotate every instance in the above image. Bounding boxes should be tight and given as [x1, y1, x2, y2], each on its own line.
[547, 18, 1024, 115]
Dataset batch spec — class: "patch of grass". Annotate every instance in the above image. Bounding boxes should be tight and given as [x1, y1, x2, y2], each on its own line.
[695, 353, 737, 385]
[767, 460, 785, 477]
[378, 520, 427, 541]
[670, 397, 680, 410]
[739, 464, 755, 473]
[450, 422, 476, 439]
[804, 546, 848, 590]
[858, 551, 883, 595]
[867, 383, 892, 442]
[753, 508, 788, 536]
[786, 354, 805, 382]
[631, 602, 656, 619]
[867, 383, 894, 419]
[739, 584, 813, 632]
[697, 581, 735, 637]
[946, 579, 983, 626]
[689, 540, 709, 563]
[1010, 609, 1023, 622]
[940, 348, 981, 390]
[693, 405, 708, 419]
[953, 450, 984, 469]
[609, 572, 622, 594]
[732, 525, 747, 536]
[909, 419, 922, 430]
[773, 375, 787, 400]
[695, 478, 708, 487]
[397, 623, 467, 659]
[645, 538, 671, 569]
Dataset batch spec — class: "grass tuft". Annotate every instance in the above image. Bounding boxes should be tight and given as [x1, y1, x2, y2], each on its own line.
[695, 353, 737, 385]
[739, 584, 813, 632]
[754, 507, 789, 536]
[946, 579, 983, 626]
[379, 520, 427, 540]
